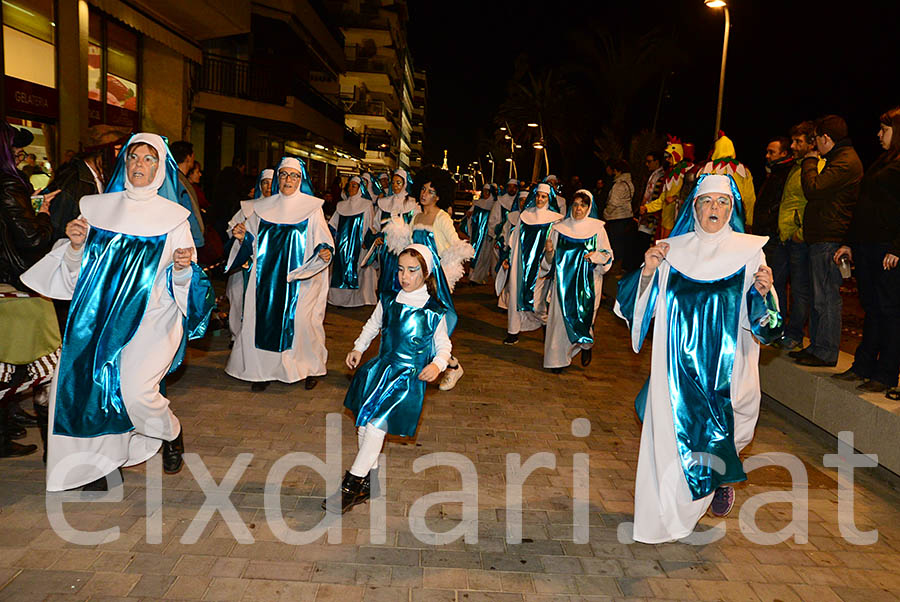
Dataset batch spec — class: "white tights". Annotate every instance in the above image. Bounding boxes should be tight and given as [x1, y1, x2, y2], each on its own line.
[350, 423, 386, 477]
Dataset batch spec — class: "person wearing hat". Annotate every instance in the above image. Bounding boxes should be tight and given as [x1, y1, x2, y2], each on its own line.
[494, 189, 529, 310]
[226, 157, 334, 391]
[542, 189, 612, 372]
[328, 175, 378, 307]
[224, 168, 274, 342]
[21, 133, 215, 491]
[328, 243, 451, 513]
[615, 173, 782, 542]
[497, 183, 563, 344]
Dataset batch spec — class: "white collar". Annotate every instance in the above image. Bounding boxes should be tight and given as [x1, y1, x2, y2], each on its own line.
[553, 216, 606, 239]
[378, 193, 417, 215]
[662, 230, 767, 281]
[519, 206, 562, 226]
[252, 190, 324, 224]
[336, 193, 371, 216]
[474, 195, 495, 211]
[498, 193, 516, 210]
[396, 284, 430, 306]
[80, 190, 189, 236]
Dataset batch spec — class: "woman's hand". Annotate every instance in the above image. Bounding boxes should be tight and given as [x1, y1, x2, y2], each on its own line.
[753, 265, 773, 296]
[173, 248, 192, 270]
[232, 222, 246, 242]
[544, 238, 554, 257]
[833, 245, 852, 264]
[502, 259, 510, 270]
[319, 247, 332, 262]
[373, 237, 384, 247]
[36, 189, 60, 215]
[346, 350, 362, 370]
[65, 218, 89, 250]
[642, 242, 669, 275]
[418, 362, 441, 382]
[884, 253, 899, 270]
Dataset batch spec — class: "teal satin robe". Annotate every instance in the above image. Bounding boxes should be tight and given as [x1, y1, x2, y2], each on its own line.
[344, 294, 446, 437]
[469, 206, 491, 264]
[330, 212, 365, 290]
[254, 218, 308, 352]
[517, 221, 554, 312]
[616, 265, 783, 500]
[553, 232, 598, 345]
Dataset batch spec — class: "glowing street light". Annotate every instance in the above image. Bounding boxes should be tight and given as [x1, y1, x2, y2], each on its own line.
[705, 0, 730, 140]
[499, 126, 507, 131]
[527, 122, 539, 128]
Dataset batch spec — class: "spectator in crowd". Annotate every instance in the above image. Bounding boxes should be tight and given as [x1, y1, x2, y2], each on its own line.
[790, 115, 863, 367]
[603, 159, 635, 270]
[170, 141, 205, 248]
[0, 123, 59, 459]
[833, 107, 900, 394]
[11, 129, 35, 196]
[772, 123, 819, 350]
[46, 149, 104, 241]
[213, 156, 248, 238]
[636, 150, 665, 263]
[754, 136, 794, 243]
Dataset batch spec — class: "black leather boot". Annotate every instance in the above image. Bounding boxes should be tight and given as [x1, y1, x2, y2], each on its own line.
[162, 430, 184, 474]
[0, 405, 37, 458]
[8, 401, 38, 428]
[82, 468, 123, 492]
[322, 471, 369, 514]
[581, 348, 592, 367]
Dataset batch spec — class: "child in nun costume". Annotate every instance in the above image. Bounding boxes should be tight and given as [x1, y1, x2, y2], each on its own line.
[225, 157, 334, 391]
[225, 168, 274, 341]
[328, 175, 378, 307]
[615, 174, 783, 542]
[21, 133, 214, 491]
[542, 190, 613, 371]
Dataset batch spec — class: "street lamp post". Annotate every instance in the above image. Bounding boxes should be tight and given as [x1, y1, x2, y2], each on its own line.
[706, 0, 730, 141]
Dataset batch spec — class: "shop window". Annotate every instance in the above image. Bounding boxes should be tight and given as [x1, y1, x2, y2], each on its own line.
[88, 10, 139, 129]
[2, 0, 55, 87]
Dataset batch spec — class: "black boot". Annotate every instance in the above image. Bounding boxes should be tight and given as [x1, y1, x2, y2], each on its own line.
[0, 399, 36, 457]
[251, 381, 269, 392]
[82, 468, 123, 492]
[33, 400, 48, 465]
[581, 348, 592, 367]
[322, 471, 369, 514]
[162, 430, 184, 474]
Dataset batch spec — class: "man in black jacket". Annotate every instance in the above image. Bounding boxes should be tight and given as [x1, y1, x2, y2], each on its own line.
[791, 115, 863, 367]
[46, 149, 103, 241]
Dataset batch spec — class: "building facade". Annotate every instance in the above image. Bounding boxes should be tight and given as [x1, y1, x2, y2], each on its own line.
[326, 0, 424, 175]
[3, 0, 361, 196]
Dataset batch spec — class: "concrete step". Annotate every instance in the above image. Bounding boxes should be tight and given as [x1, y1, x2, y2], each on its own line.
[760, 346, 900, 475]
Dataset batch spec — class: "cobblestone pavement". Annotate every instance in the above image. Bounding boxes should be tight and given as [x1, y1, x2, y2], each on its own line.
[2, 284, 900, 601]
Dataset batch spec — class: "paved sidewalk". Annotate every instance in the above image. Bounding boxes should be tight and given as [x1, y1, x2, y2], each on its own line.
[1, 285, 900, 601]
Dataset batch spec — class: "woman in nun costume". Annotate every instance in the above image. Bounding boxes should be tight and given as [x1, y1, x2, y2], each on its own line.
[467, 183, 498, 284]
[542, 190, 612, 372]
[21, 133, 214, 491]
[488, 179, 520, 275]
[494, 189, 529, 310]
[328, 175, 377, 307]
[226, 157, 334, 391]
[371, 168, 419, 297]
[496, 183, 563, 344]
[225, 168, 273, 341]
[614, 174, 782, 542]
[360, 171, 382, 206]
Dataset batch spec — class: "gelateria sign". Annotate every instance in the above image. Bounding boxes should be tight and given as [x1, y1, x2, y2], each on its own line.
[4, 76, 58, 120]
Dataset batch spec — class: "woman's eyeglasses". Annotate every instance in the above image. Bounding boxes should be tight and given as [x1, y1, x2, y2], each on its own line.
[279, 172, 301, 182]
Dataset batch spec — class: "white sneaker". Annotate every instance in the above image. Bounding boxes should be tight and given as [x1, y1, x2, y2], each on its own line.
[439, 364, 464, 391]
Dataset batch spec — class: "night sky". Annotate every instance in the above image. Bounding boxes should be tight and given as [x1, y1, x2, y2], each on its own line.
[408, 0, 900, 182]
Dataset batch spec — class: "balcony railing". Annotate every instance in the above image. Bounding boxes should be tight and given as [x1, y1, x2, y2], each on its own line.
[200, 54, 345, 124]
